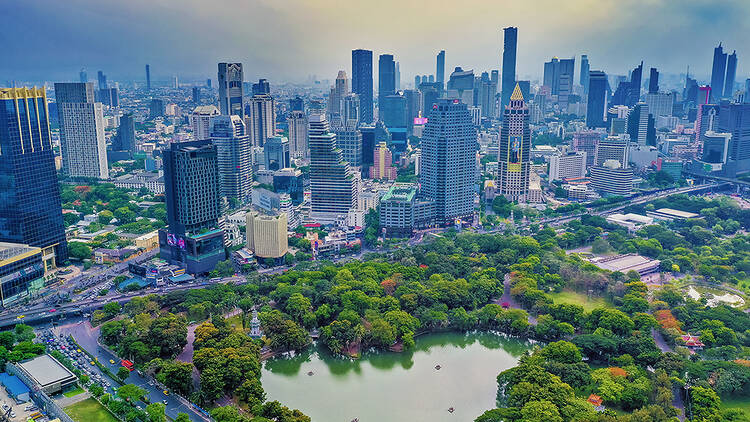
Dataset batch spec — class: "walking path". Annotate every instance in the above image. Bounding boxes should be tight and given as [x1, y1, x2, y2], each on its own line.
[494, 274, 538, 325]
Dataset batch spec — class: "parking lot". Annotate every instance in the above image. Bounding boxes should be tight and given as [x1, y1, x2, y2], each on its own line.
[0, 383, 36, 421]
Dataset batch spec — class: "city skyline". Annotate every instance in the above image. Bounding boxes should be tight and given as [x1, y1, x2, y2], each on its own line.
[4, 1, 750, 84]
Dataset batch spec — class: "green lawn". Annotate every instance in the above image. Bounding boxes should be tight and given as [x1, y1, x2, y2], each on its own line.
[548, 290, 613, 312]
[225, 313, 246, 333]
[63, 386, 85, 397]
[721, 396, 750, 415]
[64, 398, 119, 422]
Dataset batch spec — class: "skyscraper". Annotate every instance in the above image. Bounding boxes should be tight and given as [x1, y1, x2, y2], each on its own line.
[0, 87, 68, 267]
[328, 70, 349, 117]
[190, 105, 220, 141]
[97, 71, 107, 90]
[112, 113, 136, 155]
[264, 136, 290, 171]
[55, 82, 109, 179]
[309, 113, 358, 223]
[246, 94, 275, 147]
[498, 84, 531, 202]
[586, 71, 607, 128]
[628, 62, 643, 107]
[648, 67, 659, 94]
[218, 62, 244, 118]
[710, 43, 727, 102]
[159, 140, 224, 274]
[580, 55, 590, 93]
[352, 49, 374, 123]
[436, 50, 446, 88]
[145, 64, 151, 91]
[288, 111, 309, 159]
[395, 62, 401, 91]
[501, 27, 518, 114]
[211, 115, 252, 206]
[290, 96, 304, 112]
[192, 86, 200, 103]
[369, 142, 397, 180]
[252, 79, 270, 96]
[342, 93, 361, 127]
[626, 102, 650, 145]
[724, 50, 737, 98]
[420, 99, 476, 223]
[378, 54, 396, 107]
[79, 68, 87, 83]
[718, 103, 750, 164]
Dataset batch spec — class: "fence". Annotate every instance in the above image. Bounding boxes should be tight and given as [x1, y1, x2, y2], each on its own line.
[5, 362, 75, 422]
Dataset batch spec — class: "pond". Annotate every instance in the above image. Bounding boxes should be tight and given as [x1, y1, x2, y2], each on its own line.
[261, 331, 535, 422]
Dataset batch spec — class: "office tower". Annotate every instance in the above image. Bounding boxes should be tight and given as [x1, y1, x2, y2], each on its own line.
[378, 54, 396, 107]
[145, 64, 151, 91]
[414, 76, 421, 89]
[626, 103, 650, 145]
[718, 103, 750, 164]
[549, 151, 587, 181]
[112, 113, 136, 155]
[352, 49, 374, 123]
[159, 140, 224, 274]
[79, 68, 87, 83]
[264, 136, 290, 170]
[308, 113, 358, 223]
[288, 110, 309, 159]
[147, 99, 164, 119]
[478, 72, 498, 118]
[360, 124, 376, 173]
[206, 78, 212, 89]
[497, 84, 531, 202]
[517, 81, 530, 103]
[218, 62, 244, 118]
[328, 70, 349, 117]
[419, 82, 441, 114]
[710, 44, 728, 102]
[501, 27, 518, 114]
[342, 93, 360, 127]
[543, 57, 575, 108]
[0, 87, 68, 267]
[97, 71, 107, 90]
[695, 102, 720, 144]
[173, 76, 179, 89]
[580, 55, 590, 93]
[246, 212, 288, 259]
[572, 131, 600, 167]
[702, 131, 731, 164]
[420, 98, 476, 223]
[586, 70, 607, 128]
[381, 93, 408, 129]
[436, 50, 446, 88]
[590, 160, 633, 196]
[290, 96, 304, 112]
[645, 92, 674, 117]
[210, 115, 252, 206]
[192, 86, 200, 103]
[333, 124, 362, 168]
[55, 82, 108, 179]
[246, 94, 275, 147]
[252, 79, 270, 96]
[190, 105, 220, 141]
[628, 62, 643, 107]
[648, 67, 659, 94]
[607, 105, 630, 135]
[746, 79, 750, 103]
[595, 136, 629, 167]
[395, 62, 401, 91]
[369, 142, 397, 180]
[724, 51, 737, 98]
[403, 89, 422, 133]
[446, 67, 474, 105]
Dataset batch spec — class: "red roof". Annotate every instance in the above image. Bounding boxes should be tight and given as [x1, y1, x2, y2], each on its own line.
[303, 223, 321, 228]
[588, 394, 603, 406]
[681, 334, 705, 347]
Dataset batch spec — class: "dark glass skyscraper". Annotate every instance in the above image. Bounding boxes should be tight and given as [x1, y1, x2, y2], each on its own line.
[378, 54, 396, 108]
[587, 71, 607, 129]
[724, 50, 737, 98]
[649, 67, 659, 94]
[710, 43, 727, 103]
[352, 49, 374, 123]
[627, 62, 643, 107]
[145, 64, 151, 91]
[97, 70, 107, 90]
[436, 50, 445, 88]
[113, 113, 136, 154]
[500, 27, 518, 114]
[218, 62, 244, 118]
[580, 55, 590, 93]
[252, 79, 270, 96]
[0, 87, 67, 267]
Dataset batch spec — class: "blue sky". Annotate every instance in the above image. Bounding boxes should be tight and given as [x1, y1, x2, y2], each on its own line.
[2, 0, 748, 85]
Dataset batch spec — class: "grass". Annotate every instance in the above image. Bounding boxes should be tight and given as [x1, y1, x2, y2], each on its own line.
[548, 290, 613, 312]
[64, 398, 119, 422]
[721, 396, 750, 415]
[225, 313, 247, 333]
[63, 386, 85, 397]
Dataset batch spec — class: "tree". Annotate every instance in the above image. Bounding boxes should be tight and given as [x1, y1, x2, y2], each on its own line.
[210, 260, 235, 278]
[174, 414, 191, 422]
[520, 400, 563, 422]
[690, 386, 722, 422]
[117, 384, 146, 403]
[114, 207, 136, 224]
[98, 210, 114, 225]
[540, 341, 581, 364]
[68, 241, 92, 260]
[145, 403, 166, 422]
[236, 378, 265, 407]
[117, 366, 131, 382]
[13, 324, 34, 342]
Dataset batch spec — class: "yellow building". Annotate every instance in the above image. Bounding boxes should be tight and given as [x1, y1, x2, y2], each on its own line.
[134, 231, 159, 250]
[246, 212, 288, 258]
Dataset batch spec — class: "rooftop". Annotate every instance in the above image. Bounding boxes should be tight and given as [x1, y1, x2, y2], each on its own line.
[0, 242, 41, 267]
[382, 184, 417, 202]
[652, 208, 699, 219]
[18, 354, 76, 388]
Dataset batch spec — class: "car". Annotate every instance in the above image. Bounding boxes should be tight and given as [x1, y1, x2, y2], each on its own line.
[49, 308, 56, 312]
[9, 411, 14, 418]
[1, 404, 9, 411]
[15, 315, 24, 320]
[163, 390, 169, 395]
[90, 361, 95, 365]
[162, 400, 168, 405]
[109, 360, 115, 364]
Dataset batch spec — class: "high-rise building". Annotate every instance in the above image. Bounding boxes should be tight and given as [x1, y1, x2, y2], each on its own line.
[746, 79, 750, 103]
[333, 124, 362, 168]
[54, 82, 109, 179]
[97, 71, 107, 90]
[648, 67, 659, 94]
[190, 105, 220, 141]
[710, 44, 727, 103]
[287, 111, 309, 159]
[378, 54, 396, 107]
[501, 27, 518, 115]
[369, 142, 397, 180]
[543, 57, 575, 109]
[498, 84, 531, 201]
[718, 103, 750, 164]
[328, 70, 349, 117]
[264, 136, 290, 171]
[645, 92, 674, 117]
[724, 50, 738, 98]
[0, 87, 68, 267]
[112, 113, 136, 155]
[702, 131, 731, 164]
[246, 212, 288, 259]
[549, 151, 587, 181]
[628, 62, 643, 107]
[446, 67, 475, 105]
[436, 50, 446, 88]
[586, 70, 607, 128]
[419, 82, 441, 115]
[309, 113, 358, 223]
[145, 64, 151, 91]
[290, 96, 304, 112]
[211, 115, 253, 206]
[626, 102, 650, 145]
[342, 93, 360, 127]
[352, 49, 374, 123]
[252, 79, 270, 96]
[218, 62, 244, 118]
[590, 160, 633, 196]
[192, 86, 200, 103]
[395, 62, 401, 91]
[572, 131, 600, 167]
[420, 99, 476, 223]
[478, 72, 498, 118]
[149, 98, 165, 119]
[79, 68, 87, 83]
[246, 94, 275, 147]
[580, 55, 590, 93]
[595, 136, 629, 167]
[159, 140, 224, 274]
[381, 93, 408, 129]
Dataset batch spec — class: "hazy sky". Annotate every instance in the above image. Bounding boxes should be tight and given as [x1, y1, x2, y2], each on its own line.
[3, 0, 749, 85]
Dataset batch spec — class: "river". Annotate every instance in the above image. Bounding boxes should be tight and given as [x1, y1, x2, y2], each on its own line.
[261, 331, 535, 422]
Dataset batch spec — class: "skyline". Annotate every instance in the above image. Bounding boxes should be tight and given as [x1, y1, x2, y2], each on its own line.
[3, 0, 750, 85]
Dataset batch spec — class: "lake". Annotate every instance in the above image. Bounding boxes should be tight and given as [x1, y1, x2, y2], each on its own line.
[261, 331, 535, 422]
